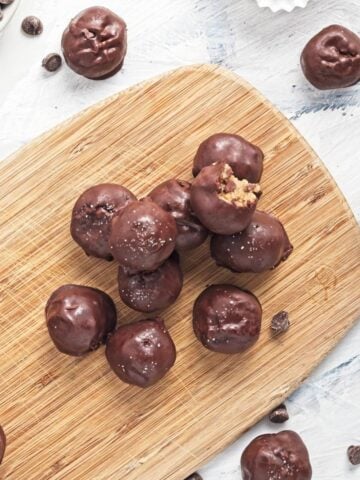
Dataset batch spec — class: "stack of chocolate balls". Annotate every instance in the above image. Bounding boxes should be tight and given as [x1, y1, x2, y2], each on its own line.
[46, 132, 293, 388]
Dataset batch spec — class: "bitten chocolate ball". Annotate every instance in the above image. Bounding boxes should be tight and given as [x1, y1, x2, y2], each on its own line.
[148, 179, 208, 251]
[71, 184, 136, 261]
[193, 285, 262, 354]
[241, 430, 312, 480]
[301, 25, 360, 90]
[45, 285, 117, 356]
[106, 318, 176, 388]
[190, 163, 261, 235]
[62, 7, 127, 80]
[211, 210, 293, 273]
[109, 198, 177, 272]
[118, 254, 183, 313]
[193, 133, 264, 183]
[0, 426, 6, 465]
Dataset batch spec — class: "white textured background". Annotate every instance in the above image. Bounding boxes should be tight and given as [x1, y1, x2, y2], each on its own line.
[0, 1, 359, 479]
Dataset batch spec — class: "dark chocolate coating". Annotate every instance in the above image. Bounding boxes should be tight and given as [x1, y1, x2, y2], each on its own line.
[0, 425, 5, 465]
[148, 179, 208, 251]
[106, 318, 176, 388]
[193, 133, 264, 183]
[241, 430, 312, 480]
[71, 183, 136, 260]
[211, 210, 293, 273]
[45, 285, 117, 356]
[190, 162, 261, 235]
[109, 198, 177, 272]
[193, 284, 262, 354]
[62, 7, 127, 80]
[118, 254, 183, 312]
[301, 25, 360, 90]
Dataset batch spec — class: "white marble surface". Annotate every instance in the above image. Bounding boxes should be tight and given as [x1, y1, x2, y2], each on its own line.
[0, 1, 359, 479]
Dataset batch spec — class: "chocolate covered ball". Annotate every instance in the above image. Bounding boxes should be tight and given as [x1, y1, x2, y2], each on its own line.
[45, 285, 117, 356]
[62, 7, 127, 80]
[190, 162, 261, 235]
[71, 183, 136, 261]
[0, 426, 5, 465]
[109, 198, 177, 272]
[193, 284, 262, 354]
[106, 318, 176, 388]
[118, 254, 183, 312]
[211, 210, 293, 273]
[148, 179, 208, 251]
[241, 430, 312, 480]
[301, 25, 360, 90]
[193, 133, 264, 183]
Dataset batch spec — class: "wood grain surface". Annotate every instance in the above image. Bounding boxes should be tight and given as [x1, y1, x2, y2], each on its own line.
[0, 64, 359, 480]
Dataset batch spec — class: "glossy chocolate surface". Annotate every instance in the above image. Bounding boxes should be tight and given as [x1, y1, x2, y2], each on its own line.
[211, 210, 293, 273]
[301, 25, 360, 90]
[193, 284, 262, 354]
[241, 430, 312, 480]
[62, 6, 127, 79]
[106, 318, 176, 388]
[0, 426, 5, 465]
[148, 179, 208, 251]
[45, 284, 117, 356]
[193, 133, 264, 183]
[71, 183, 136, 260]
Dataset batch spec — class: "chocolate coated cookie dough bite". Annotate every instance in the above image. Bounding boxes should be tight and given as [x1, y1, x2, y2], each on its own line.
[301, 25, 360, 90]
[62, 6, 127, 80]
[190, 162, 261, 235]
[193, 285, 262, 354]
[148, 179, 208, 251]
[45, 285, 117, 356]
[211, 210, 293, 273]
[241, 430, 312, 480]
[106, 318, 176, 388]
[71, 183, 136, 261]
[193, 133, 264, 183]
[0, 425, 5, 465]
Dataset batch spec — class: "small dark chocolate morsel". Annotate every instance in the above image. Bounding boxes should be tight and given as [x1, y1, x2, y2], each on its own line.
[42, 53, 62, 72]
[109, 198, 177, 272]
[271, 311, 290, 335]
[21, 16, 43, 35]
[348, 445, 360, 466]
[241, 430, 312, 480]
[193, 133, 264, 183]
[190, 162, 261, 235]
[301, 25, 360, 90]
[193, 284, 262, 354]
[71, 183, 136, 261]
[106, 318, 176, 388]
[118, 254, 183, 313]
[211, 210, 293, 273]
[148, 179, 208, 251]
[269, 403, 289, 423]
[45, 284, 117, 356]
[0, 425, 6, 465]
[184, 474, 203, 480]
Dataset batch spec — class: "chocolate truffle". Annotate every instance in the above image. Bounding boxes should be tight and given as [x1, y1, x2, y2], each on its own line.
[62, 7, 127, 80]
[193, 284, 262, 354]
[211, 210, 293, 273]
[118, 254, 183, 312]
[241, 430, 312, 480]
[301, 25, 360, 90]
[109, 198, 177, 272]
[193, 133, 264, 183]
[190, 163, 261, 235]
[71, 183, 136, 261]
[106, 318, 176, 388]
[148, 179, 208, 251]
[45, 284, 117, 356]
[0, 426, 5, 465]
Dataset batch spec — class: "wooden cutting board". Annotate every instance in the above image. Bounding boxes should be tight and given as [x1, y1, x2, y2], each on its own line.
[0, 64, 359, 480]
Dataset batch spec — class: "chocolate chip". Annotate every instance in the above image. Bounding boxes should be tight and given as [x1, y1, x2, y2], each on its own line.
[269, 403, 289, 423]
[348, 445, 360, 465]
[21, 16, 43, 36]
[42, 53, 62, 72]
[185, 474, 203, 480]
[271, 311, 290, 335]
